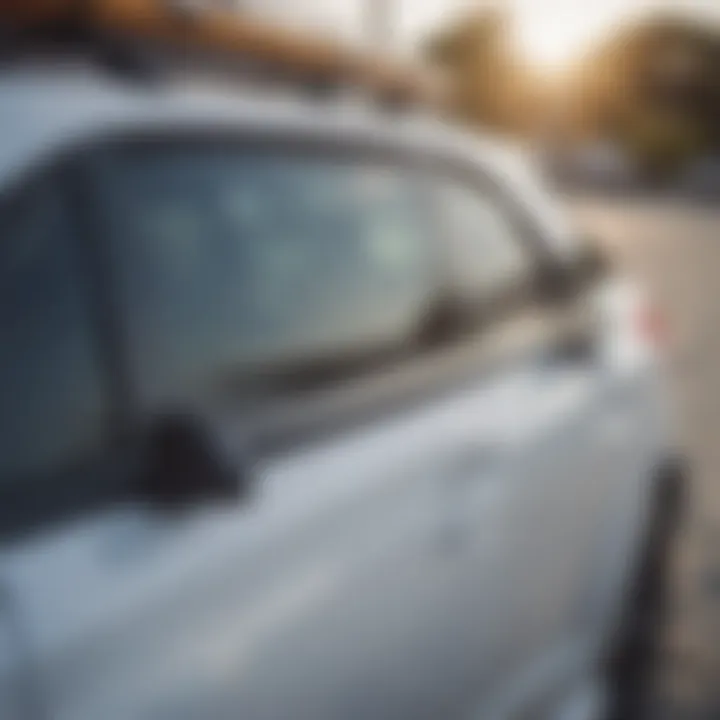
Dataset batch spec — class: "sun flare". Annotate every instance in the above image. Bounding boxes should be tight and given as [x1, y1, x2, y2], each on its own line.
[516, 21, 588, 70]
[512, 2, 620, 72]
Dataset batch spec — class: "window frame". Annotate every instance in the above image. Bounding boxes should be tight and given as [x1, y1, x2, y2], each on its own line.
[422, 155, 559, 320]
[0, 157, 124, 543]
[424, 152, 568, 266]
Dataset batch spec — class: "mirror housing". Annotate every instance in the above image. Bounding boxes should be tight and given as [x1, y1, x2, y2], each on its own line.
[572, 235, 609, 285]
[137, 413, 245, 508]
[535, 235, 609, 303]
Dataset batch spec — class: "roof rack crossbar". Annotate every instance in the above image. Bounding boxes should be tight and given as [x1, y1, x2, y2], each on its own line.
[0, 0, 433, 108]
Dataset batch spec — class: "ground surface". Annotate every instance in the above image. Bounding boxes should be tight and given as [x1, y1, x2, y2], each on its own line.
[571, 197, 720, 719]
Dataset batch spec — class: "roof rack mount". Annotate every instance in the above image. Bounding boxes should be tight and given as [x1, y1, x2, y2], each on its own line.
[1, 0, 434, 107]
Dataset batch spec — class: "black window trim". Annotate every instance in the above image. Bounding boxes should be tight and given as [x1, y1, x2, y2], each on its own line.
[0, 159, 126, 544]
[0, 154, 131, 437]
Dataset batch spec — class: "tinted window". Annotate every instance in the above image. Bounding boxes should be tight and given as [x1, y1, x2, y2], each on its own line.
[434, 179, 531, 300]
[97, 148, 433, 407]
[0, 175, 108, 480]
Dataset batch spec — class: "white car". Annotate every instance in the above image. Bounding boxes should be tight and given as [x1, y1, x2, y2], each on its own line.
[0, 61, 683, 720]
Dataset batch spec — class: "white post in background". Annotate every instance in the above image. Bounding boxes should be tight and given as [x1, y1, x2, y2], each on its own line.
[365, 0, 394, 50]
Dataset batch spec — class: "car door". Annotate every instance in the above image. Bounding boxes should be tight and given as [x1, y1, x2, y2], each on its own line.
[428, 164, 612, 713]
[0, 137, 531, 720]
[0, 168, 120, 719]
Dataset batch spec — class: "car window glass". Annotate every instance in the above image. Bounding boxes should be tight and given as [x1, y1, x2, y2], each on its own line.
[97, 147, 434, 408]
[0, 176, 108, 480]
[435, 179, 531, 299]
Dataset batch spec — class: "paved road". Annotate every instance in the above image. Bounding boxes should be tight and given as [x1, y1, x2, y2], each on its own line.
[571, 198, 720, 719]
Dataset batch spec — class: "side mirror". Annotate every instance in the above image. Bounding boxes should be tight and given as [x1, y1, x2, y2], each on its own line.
[137, 413, 246, 508]
[535, 236, 609, 302]
[573, 236, 609, 285]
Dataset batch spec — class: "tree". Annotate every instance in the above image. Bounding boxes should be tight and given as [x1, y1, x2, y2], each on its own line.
[569, 15, 720, 178]
[424, 9, 720, 180]
[424, 8, 526, 132]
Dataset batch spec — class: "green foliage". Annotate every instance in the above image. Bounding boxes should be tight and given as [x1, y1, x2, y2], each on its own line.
[423, 8, 523, 131]
[575, 14, 720, 175]
[622, 112, 706, 182]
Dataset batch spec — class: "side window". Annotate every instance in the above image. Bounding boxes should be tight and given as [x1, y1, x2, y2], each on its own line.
[433, 178, 532, 301]
[96, 147, 434, 408]
[0, 174, 108, 482]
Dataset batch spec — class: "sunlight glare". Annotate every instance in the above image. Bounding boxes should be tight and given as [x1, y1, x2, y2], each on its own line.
[513, 2, 623, 72]
[516, 22, 586, 70]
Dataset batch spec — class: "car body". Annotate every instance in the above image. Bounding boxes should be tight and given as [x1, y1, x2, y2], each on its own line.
[0, 62, 676, 720]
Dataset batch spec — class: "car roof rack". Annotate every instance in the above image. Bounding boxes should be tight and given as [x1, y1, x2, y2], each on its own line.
[0, 0, 434, 109]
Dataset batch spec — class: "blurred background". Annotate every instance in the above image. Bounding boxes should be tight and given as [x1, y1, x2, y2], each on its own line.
[229, 0, 720, 717]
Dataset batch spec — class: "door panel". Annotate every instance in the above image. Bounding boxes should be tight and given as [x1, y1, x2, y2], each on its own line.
[500, 365, 605, 661]
[427, 165, 612, 705]
[503, 358, 664, 684]
[0, 371, 522, 720]
[0, 139, 533, 719]
[0, 589, 33, 720]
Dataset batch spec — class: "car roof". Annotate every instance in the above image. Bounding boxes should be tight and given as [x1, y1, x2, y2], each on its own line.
[0, 63, 578, 258]
[0, 62, 524, 183]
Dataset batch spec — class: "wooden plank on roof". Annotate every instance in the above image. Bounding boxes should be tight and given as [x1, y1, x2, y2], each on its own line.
[1, 0, 429, 104]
